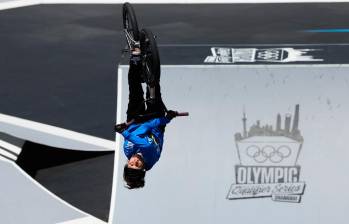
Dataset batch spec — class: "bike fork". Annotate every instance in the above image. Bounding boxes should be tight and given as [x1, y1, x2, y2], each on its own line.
[124, 29, 139, 50]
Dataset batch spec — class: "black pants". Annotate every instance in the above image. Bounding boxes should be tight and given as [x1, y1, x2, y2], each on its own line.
[126, 61, 164, 122]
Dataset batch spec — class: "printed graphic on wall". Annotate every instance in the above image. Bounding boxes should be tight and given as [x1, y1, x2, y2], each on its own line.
[227, 104, 306, 203]
[204, 47, 323, 63]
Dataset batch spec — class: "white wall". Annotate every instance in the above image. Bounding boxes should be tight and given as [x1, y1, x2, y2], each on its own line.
[111, 64, 349, 224]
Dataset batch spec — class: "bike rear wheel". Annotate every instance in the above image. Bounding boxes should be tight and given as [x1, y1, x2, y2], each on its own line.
[140, 28, 161, 86]
[122, 2, 140, 47]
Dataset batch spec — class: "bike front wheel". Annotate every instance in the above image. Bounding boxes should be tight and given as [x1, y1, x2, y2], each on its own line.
[140, 28, 160, 86]
[122, 2, 140, 47]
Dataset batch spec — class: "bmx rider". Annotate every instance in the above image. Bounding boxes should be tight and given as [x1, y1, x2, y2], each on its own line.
[115, 48, 177, 189]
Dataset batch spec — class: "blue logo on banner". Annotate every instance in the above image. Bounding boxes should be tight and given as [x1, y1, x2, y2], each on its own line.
[304, 28, 349, 33]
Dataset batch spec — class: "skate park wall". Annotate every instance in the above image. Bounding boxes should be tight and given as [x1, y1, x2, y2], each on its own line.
[110, 64, 349, 224]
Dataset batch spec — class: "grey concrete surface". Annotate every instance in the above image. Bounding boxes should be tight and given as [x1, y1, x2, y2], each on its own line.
[1, 3, 349, 140]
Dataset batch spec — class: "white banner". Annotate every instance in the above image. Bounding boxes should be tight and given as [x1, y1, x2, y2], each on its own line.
[227, 182, 305, 200]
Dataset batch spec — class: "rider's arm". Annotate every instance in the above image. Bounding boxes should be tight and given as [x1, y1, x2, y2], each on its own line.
[143, 117, 170, 129]
[123, 141, 137, 159]
[128, 117, 170, 136]
[121, 117, 170, 146]
[122, 129, 153, 148]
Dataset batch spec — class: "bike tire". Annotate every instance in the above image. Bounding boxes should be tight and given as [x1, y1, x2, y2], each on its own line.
[140, 28, 161, 86]
[122, 2, 140, 42]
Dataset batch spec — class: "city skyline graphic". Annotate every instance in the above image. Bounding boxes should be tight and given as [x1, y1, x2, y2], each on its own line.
[235, 104, 303, 143]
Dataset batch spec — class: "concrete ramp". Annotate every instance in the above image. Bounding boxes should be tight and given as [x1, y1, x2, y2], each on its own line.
[110, 64, 349, 224]
[0, 113, 114, 151]
[0, 159, 106, 224]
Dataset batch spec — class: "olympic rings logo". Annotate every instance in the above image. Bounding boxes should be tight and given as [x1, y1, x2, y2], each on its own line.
[245, 145, 291, 163]
[257, 50, 281, 60]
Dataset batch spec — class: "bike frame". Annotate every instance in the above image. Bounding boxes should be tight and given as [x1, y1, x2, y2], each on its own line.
[124, 29, 139, 50]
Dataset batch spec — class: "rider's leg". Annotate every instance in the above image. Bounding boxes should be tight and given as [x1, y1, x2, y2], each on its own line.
[145, 82, 165, 116]
[126, 54, 145, 122]
[145, 82, 166, 132]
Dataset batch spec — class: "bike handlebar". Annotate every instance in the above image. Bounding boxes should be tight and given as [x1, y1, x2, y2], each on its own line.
[176, 112, 189, 116]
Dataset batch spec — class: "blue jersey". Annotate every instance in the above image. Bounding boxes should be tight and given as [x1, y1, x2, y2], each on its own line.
[121, 117, 170, 170]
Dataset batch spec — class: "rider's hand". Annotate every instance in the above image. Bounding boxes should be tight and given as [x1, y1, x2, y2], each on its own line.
[165, 110, 177, 120]
[131, 47, 141, 55]
[114, 123, 127, 133]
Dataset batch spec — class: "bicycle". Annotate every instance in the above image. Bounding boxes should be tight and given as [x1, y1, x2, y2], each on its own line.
[117, 2, 188, 130]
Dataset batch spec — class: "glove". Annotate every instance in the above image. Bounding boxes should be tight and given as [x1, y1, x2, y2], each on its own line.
[165, 110, 177, 120]
[114, 123, 127, 133]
